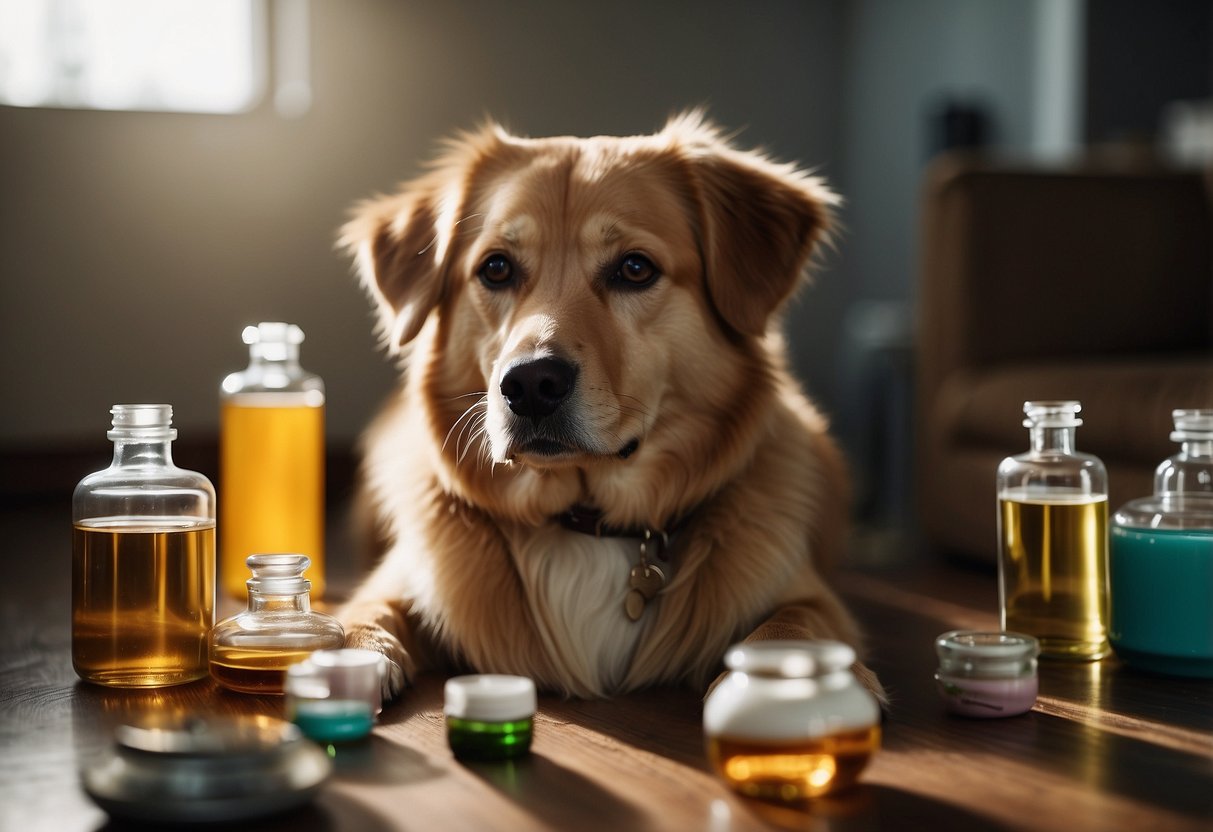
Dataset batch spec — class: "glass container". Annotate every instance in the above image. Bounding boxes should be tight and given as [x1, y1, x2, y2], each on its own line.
[209, 554, 344, 694]
[220, 322, 325, 598]
[934, 630, 1039, 717]
[703, 640, 881, 801]
[1109, 409, 1213, 678]
[996, 401, 1109, 660]
[72, 404, 215, 687]
[444, 675, 536, 761]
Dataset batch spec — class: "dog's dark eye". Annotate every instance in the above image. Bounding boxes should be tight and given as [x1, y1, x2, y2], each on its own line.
[478, 253, 515, 288]
[613, 253, 659, 289]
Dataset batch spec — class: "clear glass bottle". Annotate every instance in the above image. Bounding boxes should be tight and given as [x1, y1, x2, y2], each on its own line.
[210, 554, 344, 695]
[997, 400, 1109, 660]
[703, 640, 881, 801]
[72, 405, 216, 687]
[220, 322, 325, 599]
[1109, 409, 1213, 678]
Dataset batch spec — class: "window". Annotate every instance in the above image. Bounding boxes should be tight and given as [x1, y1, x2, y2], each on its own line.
[0, 0, 301, 115]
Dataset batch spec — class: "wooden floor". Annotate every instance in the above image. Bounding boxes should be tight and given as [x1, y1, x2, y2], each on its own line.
[1, 502, 1210, 831]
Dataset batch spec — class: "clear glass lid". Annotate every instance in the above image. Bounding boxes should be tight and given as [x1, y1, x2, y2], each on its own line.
[1114, 409, 1213, 532]
[1114, 494, 1213, 531]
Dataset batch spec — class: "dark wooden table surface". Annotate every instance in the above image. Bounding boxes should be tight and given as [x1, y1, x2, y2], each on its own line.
[2, 503, 1211, 831]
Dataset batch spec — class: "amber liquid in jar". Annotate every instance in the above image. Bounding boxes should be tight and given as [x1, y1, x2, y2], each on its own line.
[209, 645, 315, 695]
[707, 725, 880, 800]
[220, 399, 324, 598]
[999, 493, 1109, 659]
[72, 520, 215, 687]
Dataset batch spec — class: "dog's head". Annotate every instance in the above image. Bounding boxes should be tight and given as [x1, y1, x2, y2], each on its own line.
[341, 112, 836, 523]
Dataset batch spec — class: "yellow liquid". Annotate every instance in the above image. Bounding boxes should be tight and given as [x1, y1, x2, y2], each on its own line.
[707, 726, 880, 800]
[999, 494, 1109, 659]
[220, 398, 324, 598]
[72, 520, 215, 687]
[210, 645, 314, 695]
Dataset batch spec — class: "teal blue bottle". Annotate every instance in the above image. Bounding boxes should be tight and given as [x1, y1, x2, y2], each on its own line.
[1109, 409, 1213, 678]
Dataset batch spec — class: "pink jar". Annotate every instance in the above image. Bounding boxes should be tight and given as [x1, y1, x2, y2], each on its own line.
[934, 631, 1039, 718]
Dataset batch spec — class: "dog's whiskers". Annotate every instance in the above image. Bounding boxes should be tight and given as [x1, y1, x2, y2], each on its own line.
[443, 395, 490, 465]
[457, 410, 489, 468]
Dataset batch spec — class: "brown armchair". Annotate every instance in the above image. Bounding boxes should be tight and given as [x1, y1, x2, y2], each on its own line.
[915, 155, 1213, 563]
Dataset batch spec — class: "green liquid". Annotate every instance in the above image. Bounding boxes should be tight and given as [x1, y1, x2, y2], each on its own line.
[1109, 526, 1213, 678]
[446, 716, 533, 761]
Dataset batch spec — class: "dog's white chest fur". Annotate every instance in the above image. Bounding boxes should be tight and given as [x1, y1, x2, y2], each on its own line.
[507, 524, 649, 695]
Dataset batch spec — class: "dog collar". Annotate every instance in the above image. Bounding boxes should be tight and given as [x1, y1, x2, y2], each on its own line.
[556, 505, 674, 559]
[556, 504, 685, 621]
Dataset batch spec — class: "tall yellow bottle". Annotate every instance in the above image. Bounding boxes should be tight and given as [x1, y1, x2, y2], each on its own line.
[220, 323, 325, 598]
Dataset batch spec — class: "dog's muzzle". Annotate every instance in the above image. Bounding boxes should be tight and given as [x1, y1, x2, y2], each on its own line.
[493, 355, 639, 462]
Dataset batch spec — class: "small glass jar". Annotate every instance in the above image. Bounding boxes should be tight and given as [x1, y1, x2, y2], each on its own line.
[1109, 409, 1213, 678]
[286, 649, 385, 743]
[934, 631, 1039, 718]
[444, 675, 536, 761]
[703, 640, 881, 801]
[209, 554, 344, 694]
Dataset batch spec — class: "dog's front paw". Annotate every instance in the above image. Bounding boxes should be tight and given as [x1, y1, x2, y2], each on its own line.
[344, 624, 415, 702]
[852, 661, 889, 711]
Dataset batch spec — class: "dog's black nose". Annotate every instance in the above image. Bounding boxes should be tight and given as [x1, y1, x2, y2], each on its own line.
[500, 357, 578, 421]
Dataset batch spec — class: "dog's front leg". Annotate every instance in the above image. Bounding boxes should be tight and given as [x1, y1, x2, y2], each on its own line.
[729, 599, 888, 708]
[339, 596, 418, 701]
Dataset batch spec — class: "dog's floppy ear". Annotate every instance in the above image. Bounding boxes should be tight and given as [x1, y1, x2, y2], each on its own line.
[671, 116, 837, 337]
[339, 177, 453, 352]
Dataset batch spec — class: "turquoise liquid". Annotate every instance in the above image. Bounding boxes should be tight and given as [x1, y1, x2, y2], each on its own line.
[1109, 526, 1213, 678]
[290, 700, 374, 742]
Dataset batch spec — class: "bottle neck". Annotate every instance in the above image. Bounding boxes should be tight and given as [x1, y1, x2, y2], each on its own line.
[111, 438, 174, 468]
[1030, 426, 1076, 454]
[248, 342, 301, 370]
[1180, 440, 1213, 459]
[247, 589, 311, 614]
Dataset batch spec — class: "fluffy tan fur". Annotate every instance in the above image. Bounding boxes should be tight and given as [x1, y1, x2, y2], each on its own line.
[338, 112, 880, 701]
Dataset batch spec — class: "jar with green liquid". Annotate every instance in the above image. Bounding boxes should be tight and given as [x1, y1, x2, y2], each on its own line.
[1109, 409, 1213, 678]
[444, 675, 536, 761]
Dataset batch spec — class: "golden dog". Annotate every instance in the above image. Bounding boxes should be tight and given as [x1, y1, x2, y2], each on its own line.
[338, 112, 880, 702]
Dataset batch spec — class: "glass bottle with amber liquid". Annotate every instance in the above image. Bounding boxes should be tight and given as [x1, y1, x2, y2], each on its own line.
[997, 401, 1109, 660]
[72, 405, 216, 687]
[220, 322, 325, 598]
[210, 554, 344, 694]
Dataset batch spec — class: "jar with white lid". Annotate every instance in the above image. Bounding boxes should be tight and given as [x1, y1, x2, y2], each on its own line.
[702, 640, 881, 801]
[286, 649, 385, 742]
[444, 675, 536, 761]
[934, 630, 1039, 718]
